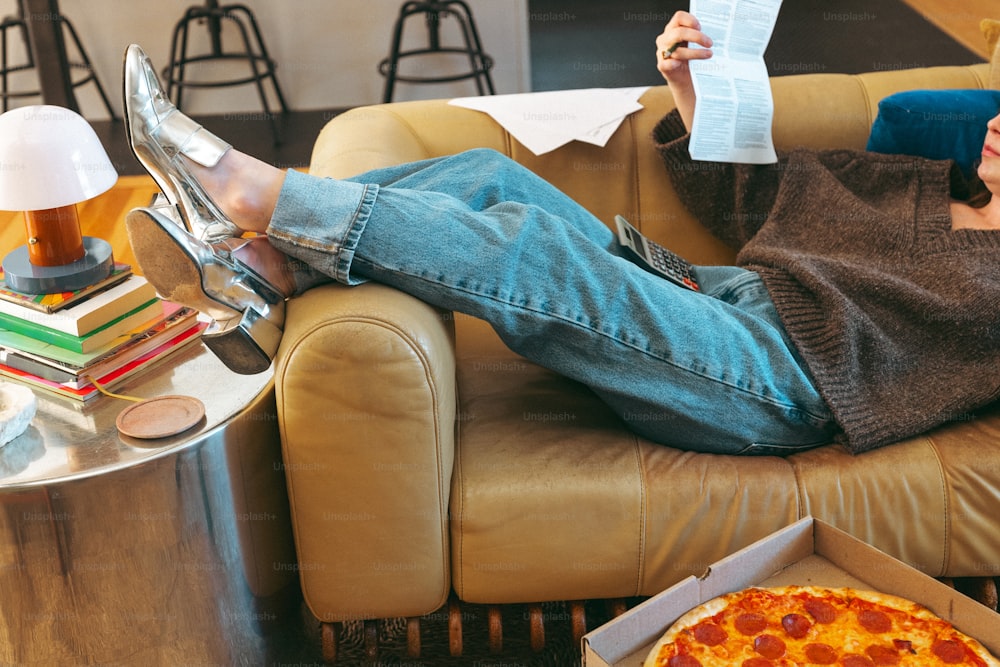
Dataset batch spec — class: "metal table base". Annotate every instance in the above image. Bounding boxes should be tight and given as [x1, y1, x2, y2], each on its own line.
[0, 344, 300, 664]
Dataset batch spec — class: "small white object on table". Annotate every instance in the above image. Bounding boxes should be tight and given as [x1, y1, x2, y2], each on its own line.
[0, 382, 37, 447]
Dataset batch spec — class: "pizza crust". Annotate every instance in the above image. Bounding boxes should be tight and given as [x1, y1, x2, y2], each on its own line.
[642, 585, 1000, 667]
[649, 592, 731, 648]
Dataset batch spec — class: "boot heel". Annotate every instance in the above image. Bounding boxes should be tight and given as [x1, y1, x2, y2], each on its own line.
[202, 304, 285, 375]
[126, 206, 288, 374]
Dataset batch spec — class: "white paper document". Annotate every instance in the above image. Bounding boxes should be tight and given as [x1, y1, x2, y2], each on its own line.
[688, 0, 782, 163]
[449, 87, 649, 156]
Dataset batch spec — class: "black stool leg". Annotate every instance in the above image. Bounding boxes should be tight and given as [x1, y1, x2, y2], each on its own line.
[206, 0, 224, 56]
[162, 1, 288, 145]
[448, 0, 495, 96]
[228, 4, 289, 114]
[0, 18, 29, 112]
[1, 15, 33, 112]
[379, 0, 495, 103]
[381, 0, 426, 103]
[380, 9, 405, 103]
[225, 5, 287, 142]
[165, 6, 200, 111]
[2, 22, 10, 112]
[61, 19, 117, 120]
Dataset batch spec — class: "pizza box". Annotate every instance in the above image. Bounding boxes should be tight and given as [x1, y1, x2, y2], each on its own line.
[582, 516, 1000, 666]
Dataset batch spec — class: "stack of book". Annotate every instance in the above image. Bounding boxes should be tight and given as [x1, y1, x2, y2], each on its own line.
[0, 263, 206, 401]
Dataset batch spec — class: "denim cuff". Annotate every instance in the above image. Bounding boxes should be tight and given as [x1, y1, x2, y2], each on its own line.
[266, 169, 378, 285]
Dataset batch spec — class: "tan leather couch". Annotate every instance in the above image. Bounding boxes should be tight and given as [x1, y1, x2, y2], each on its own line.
[274, 62, 1000, 633]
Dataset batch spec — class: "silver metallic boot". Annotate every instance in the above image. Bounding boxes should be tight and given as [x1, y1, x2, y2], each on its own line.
[125, 207, 289, 375]
[123, 44, 241, 243]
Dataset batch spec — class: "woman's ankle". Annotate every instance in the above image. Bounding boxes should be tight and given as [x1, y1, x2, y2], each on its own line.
[186, 150, 286, 234]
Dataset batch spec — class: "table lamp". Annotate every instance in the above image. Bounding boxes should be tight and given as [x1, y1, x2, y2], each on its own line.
[0, 104, 118, 294]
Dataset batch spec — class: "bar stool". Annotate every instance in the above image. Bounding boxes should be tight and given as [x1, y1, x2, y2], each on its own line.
[0, 0, 116, 117]
[162, 0, 288, 143]
[378, 0, 495, 103]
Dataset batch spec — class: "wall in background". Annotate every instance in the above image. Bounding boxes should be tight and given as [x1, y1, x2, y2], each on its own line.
[3, 0, 530, 119]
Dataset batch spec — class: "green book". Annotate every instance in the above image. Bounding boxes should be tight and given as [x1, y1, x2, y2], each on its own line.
[0, 299, 164, 353]
[0, 275, 156, 336]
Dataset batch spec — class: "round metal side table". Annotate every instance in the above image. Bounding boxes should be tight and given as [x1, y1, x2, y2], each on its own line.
[0, 343, 300, 665]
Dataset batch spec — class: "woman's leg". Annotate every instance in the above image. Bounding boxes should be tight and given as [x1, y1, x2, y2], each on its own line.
[259, 149, 838, 454]
[125, 40, 836, 453]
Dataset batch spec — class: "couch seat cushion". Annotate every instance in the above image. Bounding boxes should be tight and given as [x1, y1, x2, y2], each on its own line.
[449, 322, 1000, 603]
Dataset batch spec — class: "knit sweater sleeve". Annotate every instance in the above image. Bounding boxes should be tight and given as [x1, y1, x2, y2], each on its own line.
[650, 110, 786, 250]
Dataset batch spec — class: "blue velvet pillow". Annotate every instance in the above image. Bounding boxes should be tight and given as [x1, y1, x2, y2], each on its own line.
[866, 89, 1000, 177]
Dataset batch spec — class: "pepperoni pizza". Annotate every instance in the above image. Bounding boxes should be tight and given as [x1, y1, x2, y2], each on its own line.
[643, 585, 998, 666]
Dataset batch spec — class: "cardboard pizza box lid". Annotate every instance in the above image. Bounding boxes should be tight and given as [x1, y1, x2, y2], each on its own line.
[582, 516, 1000, 666]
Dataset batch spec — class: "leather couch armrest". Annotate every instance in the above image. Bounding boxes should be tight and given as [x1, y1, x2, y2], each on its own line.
[310, 105, 436, 178]
[274, 282, 457, 620]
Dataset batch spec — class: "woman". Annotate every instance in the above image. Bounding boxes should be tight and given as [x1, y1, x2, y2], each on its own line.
[121, 11, 1000, 456]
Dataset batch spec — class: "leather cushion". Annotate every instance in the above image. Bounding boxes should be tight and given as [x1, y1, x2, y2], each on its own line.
[450, 329, 1000, 603]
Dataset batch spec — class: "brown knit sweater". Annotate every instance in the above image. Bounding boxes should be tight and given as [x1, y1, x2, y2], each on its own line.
[652, 110, 1000, 453]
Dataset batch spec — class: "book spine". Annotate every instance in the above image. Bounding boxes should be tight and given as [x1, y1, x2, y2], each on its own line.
[0, 321, 206, 401]
[0, 304, 195, 375]
[0, 299, 162, 353]
[0, 349, 76, 383]
[0, 263, 132, 314]
[0, 275, 154, 335]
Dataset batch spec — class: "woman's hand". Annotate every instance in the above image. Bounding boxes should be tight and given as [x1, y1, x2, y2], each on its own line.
[656, 11, 713, 131]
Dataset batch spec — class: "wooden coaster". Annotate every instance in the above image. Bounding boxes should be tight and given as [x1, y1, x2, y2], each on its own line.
[116, 395, 206, 439]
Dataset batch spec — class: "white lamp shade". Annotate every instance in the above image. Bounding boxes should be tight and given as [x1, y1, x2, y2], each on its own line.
[0, 105, 118, 211]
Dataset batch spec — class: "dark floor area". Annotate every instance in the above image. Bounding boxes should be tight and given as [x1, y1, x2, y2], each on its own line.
[94, 108, 342, 177]
[527, 0, 983, 91]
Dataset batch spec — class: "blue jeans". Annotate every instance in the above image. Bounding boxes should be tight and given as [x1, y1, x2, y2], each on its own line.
[267, 149, 839, 455]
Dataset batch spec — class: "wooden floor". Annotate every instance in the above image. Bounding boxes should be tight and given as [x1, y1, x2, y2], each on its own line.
[903, 0, 995, 58]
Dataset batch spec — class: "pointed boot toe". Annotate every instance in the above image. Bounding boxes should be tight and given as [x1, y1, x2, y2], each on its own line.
[123, 44, 241, 243]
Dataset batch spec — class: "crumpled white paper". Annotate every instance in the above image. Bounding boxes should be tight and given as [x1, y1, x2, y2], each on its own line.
[449, 87, 650, 155]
